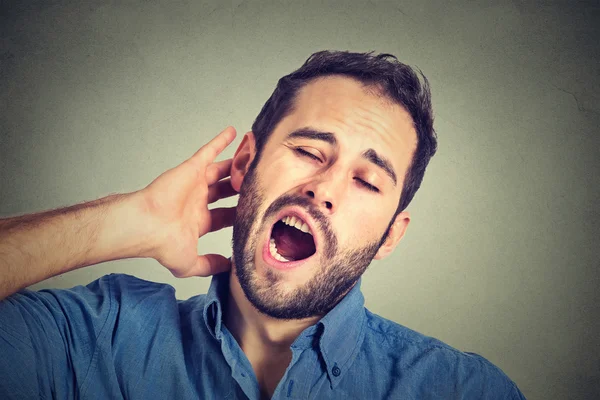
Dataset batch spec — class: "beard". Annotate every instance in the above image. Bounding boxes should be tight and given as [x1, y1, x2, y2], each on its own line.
[232, 160, 385, 320]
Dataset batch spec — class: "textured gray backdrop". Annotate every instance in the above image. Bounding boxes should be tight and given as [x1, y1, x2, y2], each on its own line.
[1, 1, 599, 399]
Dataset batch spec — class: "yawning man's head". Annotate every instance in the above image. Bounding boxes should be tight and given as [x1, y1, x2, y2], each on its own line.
[229, 51, 437, 320]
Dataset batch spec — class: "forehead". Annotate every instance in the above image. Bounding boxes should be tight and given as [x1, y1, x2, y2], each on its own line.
[272, 75, 417, 177]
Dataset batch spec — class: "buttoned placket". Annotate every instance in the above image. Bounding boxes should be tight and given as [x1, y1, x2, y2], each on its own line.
[270, 328, 323, 399]
[217, 327, 322, 400]
[219, 324, 262, 400]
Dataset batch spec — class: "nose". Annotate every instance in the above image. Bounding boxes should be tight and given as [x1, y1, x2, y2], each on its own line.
[301, 171, 346, 214]
[305, 188, 333, 212]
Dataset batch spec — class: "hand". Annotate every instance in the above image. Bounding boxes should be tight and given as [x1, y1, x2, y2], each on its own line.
[138, 126, 238, 278]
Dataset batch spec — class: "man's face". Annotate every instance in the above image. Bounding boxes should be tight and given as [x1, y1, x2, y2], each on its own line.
[232, 76, 416, 320]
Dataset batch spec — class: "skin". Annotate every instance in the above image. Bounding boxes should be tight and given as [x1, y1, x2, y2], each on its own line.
[0, 127, 239, 300]
[226, 75, 417, 398]
[0, 75, 417, 399]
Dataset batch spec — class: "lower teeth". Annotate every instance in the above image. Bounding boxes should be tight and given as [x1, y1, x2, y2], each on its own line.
[270, 238, 291, 262]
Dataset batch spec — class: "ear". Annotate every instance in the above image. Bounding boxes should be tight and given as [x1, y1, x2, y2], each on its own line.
[230, 132, 257, 192]
[373, 211, 410, 260]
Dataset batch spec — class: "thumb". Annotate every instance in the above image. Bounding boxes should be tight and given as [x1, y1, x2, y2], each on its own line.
[190, 254, 232, 277]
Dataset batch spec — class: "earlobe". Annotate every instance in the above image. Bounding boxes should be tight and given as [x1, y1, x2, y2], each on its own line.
[374, 211, 410, 260]
[230, 132, 257, 192]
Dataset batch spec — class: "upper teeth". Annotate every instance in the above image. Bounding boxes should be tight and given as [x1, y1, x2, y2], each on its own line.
[281, 215, 312, 235]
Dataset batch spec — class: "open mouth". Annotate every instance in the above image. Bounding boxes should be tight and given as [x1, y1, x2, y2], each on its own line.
[266, 212, 317, 265]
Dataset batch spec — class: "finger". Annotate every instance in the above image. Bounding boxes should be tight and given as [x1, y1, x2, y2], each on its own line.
[188, 254, 232, 277]
[207, 178, 238, 204]
[190, 126, 237, 167]
[207, 207, 236, 233]
[205, 158, 233, 185]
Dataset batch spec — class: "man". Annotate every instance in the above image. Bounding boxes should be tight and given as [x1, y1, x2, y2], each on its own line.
[0, 51, 525, 399]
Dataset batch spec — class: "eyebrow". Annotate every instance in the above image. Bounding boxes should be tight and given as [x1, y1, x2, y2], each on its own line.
[286, 127, 398, 187]
[287, 128, 337, 145]
[362, 148, 397, 187]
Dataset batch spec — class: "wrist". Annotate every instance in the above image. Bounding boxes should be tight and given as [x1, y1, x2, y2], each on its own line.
[88, 191, 158, 265]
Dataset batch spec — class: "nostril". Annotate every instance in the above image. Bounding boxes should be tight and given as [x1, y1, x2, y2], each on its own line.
[325, 201, 332, 210]
[307, 190, 315, 198]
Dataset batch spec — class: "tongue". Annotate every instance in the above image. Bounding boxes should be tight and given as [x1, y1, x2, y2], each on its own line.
[272, 222, 316, 261]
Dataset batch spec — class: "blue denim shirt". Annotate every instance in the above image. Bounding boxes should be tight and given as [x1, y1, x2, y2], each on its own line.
[0, 273, 525, 399]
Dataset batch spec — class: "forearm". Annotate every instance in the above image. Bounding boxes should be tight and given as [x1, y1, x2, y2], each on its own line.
[0, 192, 153, 299]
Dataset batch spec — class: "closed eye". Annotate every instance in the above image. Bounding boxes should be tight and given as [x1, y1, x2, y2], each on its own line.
[295, 147, 379, 193]
[355, 178, 379, 193]
[294, 147, 322, 162]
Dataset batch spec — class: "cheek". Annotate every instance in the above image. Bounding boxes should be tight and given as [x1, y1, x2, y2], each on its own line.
[260, 156, 313, 191]
[341, 199, 396, 242]
[336, 211, 379, 245]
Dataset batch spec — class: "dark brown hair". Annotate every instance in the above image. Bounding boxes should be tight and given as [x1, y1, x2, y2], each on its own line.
[251, 50, 437, 213]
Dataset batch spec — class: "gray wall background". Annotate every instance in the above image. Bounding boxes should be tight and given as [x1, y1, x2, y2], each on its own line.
[1, 1, 598, 399]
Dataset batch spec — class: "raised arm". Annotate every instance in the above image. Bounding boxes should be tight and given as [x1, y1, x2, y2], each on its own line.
[0, 126, 238, 299]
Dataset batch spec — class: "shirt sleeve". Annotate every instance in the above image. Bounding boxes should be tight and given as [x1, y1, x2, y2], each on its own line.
[509, 382, 528, 400]
[462, 351, 528, 400]
[0, 275, 116, 399]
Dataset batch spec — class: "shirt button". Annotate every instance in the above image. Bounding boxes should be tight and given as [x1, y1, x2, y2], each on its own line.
[332, 366, 341, 377]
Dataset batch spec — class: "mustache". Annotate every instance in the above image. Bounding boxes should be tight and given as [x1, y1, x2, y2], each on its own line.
[263, 194, 338, 259]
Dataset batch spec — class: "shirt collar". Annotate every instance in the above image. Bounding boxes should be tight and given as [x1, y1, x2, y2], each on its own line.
[202, 271, 230, 340]
[203, 272, 367, 388]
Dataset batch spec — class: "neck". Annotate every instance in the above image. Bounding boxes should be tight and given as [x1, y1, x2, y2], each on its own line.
[224, 267, 320, 351]
[224, 265, 321, 398]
